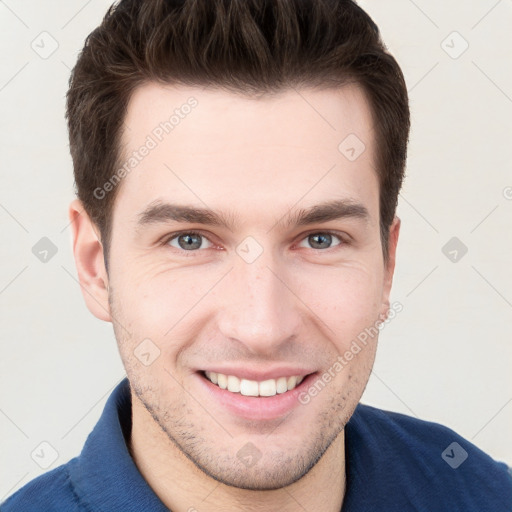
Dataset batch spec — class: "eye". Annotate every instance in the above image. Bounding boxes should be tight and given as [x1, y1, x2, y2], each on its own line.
[297, 231, 345, 250]
[165, 231, 213, 251]
[162, 229, 348, 254]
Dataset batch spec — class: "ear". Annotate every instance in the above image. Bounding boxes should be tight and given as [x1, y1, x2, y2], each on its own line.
[68, 199, 111, 322]
[380, 216, 400, 319]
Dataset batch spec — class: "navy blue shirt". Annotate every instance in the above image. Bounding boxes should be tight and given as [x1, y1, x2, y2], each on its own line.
[2, 378, 511, 511]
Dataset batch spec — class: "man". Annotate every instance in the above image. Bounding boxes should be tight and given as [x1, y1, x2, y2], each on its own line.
[2, 0, 511, 510]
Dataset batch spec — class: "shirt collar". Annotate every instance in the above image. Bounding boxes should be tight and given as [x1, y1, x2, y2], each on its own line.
[67, 378, 169, 511]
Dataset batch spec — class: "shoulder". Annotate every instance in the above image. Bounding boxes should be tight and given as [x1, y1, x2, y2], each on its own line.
[351, 403, 508, 465]
[0, 458, 86, 512]
[345, 403, 512, 511]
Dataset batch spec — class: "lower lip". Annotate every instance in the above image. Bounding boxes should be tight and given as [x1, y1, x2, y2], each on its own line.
[197, 372, 317, 421]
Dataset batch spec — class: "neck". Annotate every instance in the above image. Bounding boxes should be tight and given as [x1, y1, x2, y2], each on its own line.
[129, 392, 346, 512]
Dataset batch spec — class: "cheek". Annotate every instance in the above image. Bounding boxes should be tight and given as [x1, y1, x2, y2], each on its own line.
[111, 252, 183, 320]
[111, 264, 220, 353]
[296, 263, 384, 337]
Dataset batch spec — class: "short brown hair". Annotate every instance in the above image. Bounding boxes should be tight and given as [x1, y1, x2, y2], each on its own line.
[66, 0, 410, 267]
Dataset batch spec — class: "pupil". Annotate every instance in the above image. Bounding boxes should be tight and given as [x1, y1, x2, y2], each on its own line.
[312, 233, 331, 249]
[180, 234, 200, 250]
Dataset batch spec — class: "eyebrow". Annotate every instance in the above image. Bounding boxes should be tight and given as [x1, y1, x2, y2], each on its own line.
[136, 198, 369, 232]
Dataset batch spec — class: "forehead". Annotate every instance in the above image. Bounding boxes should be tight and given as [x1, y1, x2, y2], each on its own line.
[114, 82, 378, 228]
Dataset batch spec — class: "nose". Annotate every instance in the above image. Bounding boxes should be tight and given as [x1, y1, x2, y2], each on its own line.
[215, 248, 302, 356]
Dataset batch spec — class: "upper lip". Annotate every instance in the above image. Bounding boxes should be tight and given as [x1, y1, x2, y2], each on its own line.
[200, 366, 316, 381]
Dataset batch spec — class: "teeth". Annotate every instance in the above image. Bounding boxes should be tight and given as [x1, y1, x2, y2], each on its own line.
[259, 379, 276, 397]
[217, 373, 227, 390]
[276, 377, 288, 394]
[287, 376, 297, 389]
[240, 379, 259, 396]
[227, 375, 241, 393]
[204, 372, 306, 396]
[205, 371, 218, 384]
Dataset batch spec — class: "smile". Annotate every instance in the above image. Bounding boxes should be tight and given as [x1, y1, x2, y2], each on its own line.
[204, 371, 305, 397]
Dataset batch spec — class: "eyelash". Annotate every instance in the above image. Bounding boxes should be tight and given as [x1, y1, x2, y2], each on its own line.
[160, 229, 350, 255]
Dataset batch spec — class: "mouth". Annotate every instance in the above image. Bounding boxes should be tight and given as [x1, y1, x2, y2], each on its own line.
[203, 370, 305, 397]
[197, 369, 316, 421]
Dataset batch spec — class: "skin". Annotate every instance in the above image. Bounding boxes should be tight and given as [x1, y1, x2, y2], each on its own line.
[70, 82, 400, 511]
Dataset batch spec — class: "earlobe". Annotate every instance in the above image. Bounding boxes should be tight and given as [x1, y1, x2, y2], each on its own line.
[68, 199, 112, 322]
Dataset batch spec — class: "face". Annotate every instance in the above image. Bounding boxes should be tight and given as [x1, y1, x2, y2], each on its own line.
[100, 83, 398, 489]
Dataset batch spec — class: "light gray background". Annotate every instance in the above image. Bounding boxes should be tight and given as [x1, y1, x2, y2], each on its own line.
[1, 0, 511, 501]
